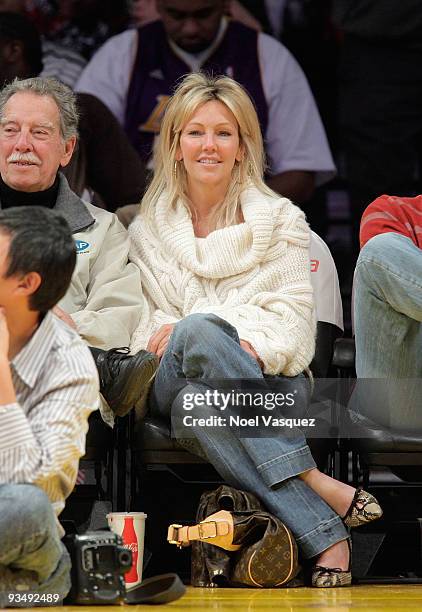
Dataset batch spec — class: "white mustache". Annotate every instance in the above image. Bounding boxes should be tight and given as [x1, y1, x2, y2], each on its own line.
[7, 152, 41, 165]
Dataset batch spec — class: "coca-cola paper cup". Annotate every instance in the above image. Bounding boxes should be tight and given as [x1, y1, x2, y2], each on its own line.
[106, 512, 147, 590]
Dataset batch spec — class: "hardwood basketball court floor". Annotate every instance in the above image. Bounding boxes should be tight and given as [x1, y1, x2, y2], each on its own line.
[28, 585, 422, 611]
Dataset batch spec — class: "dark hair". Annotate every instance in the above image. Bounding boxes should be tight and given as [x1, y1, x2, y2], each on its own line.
[0, 12, 43, 76]
[0, 206, 76, 313]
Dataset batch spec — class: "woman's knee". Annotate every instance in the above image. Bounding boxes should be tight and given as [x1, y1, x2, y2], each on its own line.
[174, 313, 237, 342]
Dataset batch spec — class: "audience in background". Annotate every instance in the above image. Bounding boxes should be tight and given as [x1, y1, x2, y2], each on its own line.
[129, 0, 263, 31]
[334, 0, 422, 250]
[77, 0, 335, 206]
[0, 0, 87, 86]
[47, 0, 122, 60]
[0, 12, 147, 211]
[9, 1, 127, 58]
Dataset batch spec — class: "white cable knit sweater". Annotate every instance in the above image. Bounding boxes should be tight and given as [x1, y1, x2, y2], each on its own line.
[129, 186, 316, 376]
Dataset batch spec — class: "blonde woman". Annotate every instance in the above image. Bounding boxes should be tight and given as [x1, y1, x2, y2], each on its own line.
[129, 73, 382, 587]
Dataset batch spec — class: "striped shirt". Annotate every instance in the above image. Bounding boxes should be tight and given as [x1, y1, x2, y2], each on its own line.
[0, 311, 99, 519]
[41, 40, 87, 88]
[360, 194, 422, 249]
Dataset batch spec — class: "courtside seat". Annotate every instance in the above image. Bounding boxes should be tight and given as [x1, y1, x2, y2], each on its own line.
[76, 412, 114, 503]
[333, 336, 422, 581]
[62, 411, 115, 534]
[333, 333, 422, 488]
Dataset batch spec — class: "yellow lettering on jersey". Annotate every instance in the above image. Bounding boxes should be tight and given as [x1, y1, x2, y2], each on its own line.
[139, 95, 171, 133]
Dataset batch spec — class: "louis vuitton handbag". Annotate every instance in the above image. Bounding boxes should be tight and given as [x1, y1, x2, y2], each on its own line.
[167, 485, 301, 588]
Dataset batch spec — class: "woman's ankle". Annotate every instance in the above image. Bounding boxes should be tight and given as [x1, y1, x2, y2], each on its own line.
[315, 539, 350, 571]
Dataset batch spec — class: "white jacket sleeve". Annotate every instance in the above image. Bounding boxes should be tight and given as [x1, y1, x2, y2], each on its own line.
[71, 217, 143, 349]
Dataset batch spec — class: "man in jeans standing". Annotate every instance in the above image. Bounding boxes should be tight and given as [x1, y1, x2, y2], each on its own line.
[0, 206, 99, 604]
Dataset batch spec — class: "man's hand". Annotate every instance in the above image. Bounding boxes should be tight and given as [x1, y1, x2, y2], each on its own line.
[0, 307, 9, 359]
[240, 339, 264, 369]
[147, 324, 175, 359]
[53, 306, 77, 330]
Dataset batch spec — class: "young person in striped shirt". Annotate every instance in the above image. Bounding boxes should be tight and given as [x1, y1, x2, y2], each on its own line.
[0, 206, 98, 604]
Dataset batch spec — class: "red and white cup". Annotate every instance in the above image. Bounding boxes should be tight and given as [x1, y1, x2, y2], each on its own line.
[106, 512, 147, 590]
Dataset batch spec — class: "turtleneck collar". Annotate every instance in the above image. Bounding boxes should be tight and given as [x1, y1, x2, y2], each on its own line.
[140, 186, 289, 279]
[0, 174, 60, 209]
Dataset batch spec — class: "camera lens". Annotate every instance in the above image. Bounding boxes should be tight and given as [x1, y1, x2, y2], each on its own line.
[118, 549, 132, 568]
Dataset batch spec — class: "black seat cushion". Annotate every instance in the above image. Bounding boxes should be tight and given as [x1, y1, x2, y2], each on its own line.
[134, 416, 336, 471]
[344, 413, 422, 455]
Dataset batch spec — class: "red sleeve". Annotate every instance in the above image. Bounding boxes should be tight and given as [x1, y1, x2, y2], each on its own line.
[360, 194, 422, 249]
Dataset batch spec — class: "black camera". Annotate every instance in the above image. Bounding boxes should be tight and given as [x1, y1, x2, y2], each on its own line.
[64, 531, 132, 605]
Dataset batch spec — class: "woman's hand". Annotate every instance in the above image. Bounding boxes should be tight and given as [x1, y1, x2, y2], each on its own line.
[147, 324, 175, 358]
[240, 339, 264, 369]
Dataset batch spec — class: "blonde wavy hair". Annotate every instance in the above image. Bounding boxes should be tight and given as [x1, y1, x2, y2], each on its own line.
[141, 72, 276, 230]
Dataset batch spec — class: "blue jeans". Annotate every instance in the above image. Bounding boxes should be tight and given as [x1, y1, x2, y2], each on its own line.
[354, 233, 422, 378]
[150, 313, 348, 559]
[352, 233, 422, 425]
[0, 484, 71, 607]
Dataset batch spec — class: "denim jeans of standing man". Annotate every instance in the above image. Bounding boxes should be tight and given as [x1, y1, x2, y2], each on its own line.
[352, 233, 422, 428]
[149, 313, 349, 559]
[0, 484, 71, 607]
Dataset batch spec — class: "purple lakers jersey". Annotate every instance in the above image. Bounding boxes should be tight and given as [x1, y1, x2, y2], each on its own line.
[124, 20, 268, 162]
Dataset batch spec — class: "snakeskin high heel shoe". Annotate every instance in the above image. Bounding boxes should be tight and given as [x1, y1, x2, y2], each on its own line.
[312, 538, 352, 588]
[343, 487, 383, 528]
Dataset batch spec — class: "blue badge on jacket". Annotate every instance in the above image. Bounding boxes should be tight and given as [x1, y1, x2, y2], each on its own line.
[75, 240, 90, 253]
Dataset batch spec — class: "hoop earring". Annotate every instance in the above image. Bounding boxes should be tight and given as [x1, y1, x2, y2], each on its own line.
[173, 160, 178, 179]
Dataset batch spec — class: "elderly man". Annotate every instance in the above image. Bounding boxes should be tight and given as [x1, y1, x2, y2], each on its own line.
[0, 11, 147, 215]
[0, 206, 98, 604]
[0, 76, 157, 417]
[76, 0, 335, 204]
